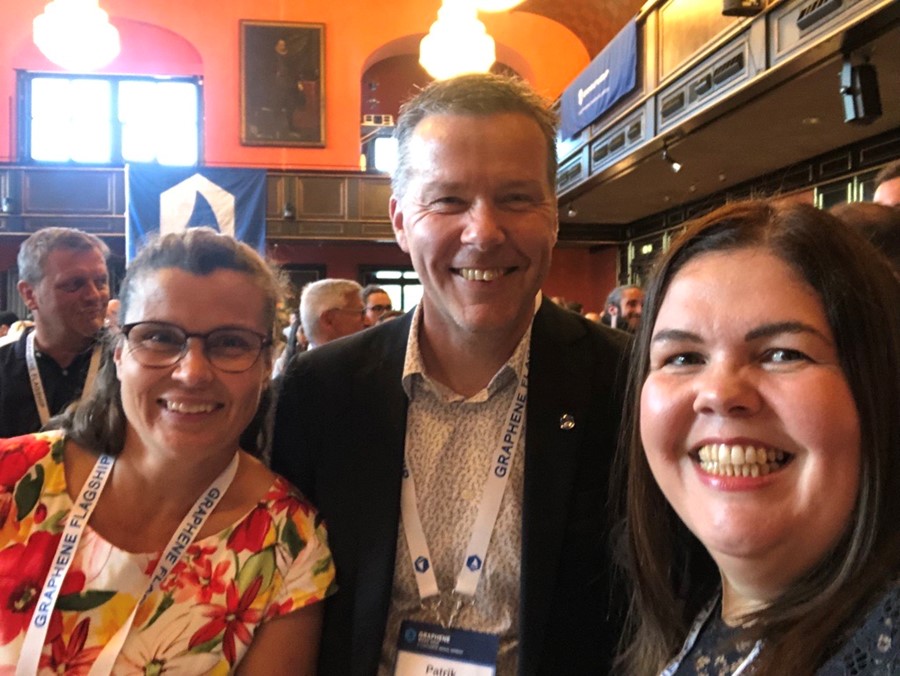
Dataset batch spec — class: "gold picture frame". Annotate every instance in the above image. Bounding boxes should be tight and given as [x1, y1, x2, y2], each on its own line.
[240, 21, 325, 147]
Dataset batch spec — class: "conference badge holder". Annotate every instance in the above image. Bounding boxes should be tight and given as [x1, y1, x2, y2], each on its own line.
[394, 620, 499, 676]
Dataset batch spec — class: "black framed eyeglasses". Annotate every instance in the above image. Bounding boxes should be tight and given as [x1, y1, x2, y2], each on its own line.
[121, 321, 271, 373]
[366, 303, 393, 314]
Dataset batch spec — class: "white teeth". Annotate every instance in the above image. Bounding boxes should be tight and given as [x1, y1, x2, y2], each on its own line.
[165, 401, 215, 414]
[458, 268, 505, 282]
[696, 443, 789, 477]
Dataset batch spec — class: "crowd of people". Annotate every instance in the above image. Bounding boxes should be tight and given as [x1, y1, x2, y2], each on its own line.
[0, 73, 897, 675]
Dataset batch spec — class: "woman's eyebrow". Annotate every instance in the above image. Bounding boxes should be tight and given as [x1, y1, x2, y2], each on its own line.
[650, 328, 703, 344]
[744, 320, 832, 344]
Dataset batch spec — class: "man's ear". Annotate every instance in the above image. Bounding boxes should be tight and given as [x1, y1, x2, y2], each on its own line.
[17, 279, 38, 311]
[606, 304, 619, 317]
[390, 196, 410, 253]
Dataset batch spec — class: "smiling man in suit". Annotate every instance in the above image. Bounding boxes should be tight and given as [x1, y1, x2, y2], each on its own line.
[271, 73, 629, 675]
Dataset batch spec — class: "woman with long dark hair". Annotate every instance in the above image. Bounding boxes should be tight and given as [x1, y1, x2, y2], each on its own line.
[616, 200, 900, 675]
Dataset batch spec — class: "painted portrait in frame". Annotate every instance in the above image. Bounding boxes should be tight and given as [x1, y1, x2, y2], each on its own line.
[240, 21, 325, 147]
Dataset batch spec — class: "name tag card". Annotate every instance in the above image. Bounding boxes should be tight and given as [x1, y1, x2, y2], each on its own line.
[395, 621, 499, 676]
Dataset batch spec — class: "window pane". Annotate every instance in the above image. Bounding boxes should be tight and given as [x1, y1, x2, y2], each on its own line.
[119, 80, 155, 123]
[31, 117, 71, 162]
[27, 73, 200, 166]
[122, 121, 156, 163]
[70, 80, 111, 121]
[71, 122, 112, 163]
[119, 80, 198, 165]
[32, 78, 71, 121]
[403, 285, 423, 311]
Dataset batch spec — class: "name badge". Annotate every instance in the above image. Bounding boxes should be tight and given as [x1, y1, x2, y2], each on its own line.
[394, 621, 499, 676]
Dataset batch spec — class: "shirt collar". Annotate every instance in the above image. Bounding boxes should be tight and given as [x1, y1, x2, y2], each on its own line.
[401, 293, 539, 403]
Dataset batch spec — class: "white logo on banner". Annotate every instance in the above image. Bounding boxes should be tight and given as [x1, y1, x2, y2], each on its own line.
[159, 173, 236, 236]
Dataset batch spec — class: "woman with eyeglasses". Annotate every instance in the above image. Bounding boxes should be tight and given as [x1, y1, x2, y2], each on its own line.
[0, 228, 334, 674]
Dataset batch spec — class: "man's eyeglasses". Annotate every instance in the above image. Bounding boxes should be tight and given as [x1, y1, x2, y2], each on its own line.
[366, 304, 393, 315]
[121, 321, 271, 373]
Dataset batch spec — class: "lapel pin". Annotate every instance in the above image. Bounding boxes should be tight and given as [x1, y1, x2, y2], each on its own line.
[559, 414, 575, 430]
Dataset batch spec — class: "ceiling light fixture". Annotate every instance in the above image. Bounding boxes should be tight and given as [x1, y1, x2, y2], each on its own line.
[33, 0, 120, 72]
[566, 204, 578, 218]
[420, 1, 496, 80]
[662, 147, 682, 173]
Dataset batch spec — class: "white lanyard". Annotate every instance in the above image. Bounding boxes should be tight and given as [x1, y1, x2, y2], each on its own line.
[659, 595, 762, 676]
[17, 451, 239, 676]
[26, 331, 102, 426]
[400, 361, 528, 626]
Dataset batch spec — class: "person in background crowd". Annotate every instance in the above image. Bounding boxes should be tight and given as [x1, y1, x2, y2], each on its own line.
[0, 320, 34, 348]
[0, 311, 17, 337]
[0, 227, 109, 437]
[299, 278, 366, 349]
[271, 73, 630, 675]
[601, 284, 644, 333]
[873, 159, 900, 207]
[584, 311, 601, 323]
[615, 200, 900, 675]
[831, 200, 900, 274]
[362, 284, 394, 326]
[0, 228, 334, 673]
[376, 309, 404, 324]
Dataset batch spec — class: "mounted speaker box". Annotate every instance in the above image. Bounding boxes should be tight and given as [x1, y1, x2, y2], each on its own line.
[840, 61, 882, 125]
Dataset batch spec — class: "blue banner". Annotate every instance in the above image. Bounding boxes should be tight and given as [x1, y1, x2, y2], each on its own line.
[560, 20, 638, 139]
[126, 166, 267, 262]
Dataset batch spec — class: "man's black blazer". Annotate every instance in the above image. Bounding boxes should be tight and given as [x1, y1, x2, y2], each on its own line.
[271, 298, 630, 675]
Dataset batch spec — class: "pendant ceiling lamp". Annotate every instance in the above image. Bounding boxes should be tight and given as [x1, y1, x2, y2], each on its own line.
[475, 0, 526, 11]
[33, 0, 121, 72]
[420, 1, 496, 80]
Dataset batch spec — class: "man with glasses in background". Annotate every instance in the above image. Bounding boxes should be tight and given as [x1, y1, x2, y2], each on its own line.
[299, 278, 367, 349]
[362, 284, 394, 326]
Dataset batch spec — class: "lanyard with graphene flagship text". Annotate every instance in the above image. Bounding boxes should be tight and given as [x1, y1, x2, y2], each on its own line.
[17, 451, 239, 676]
[26, 331, 102, 426]
[659, 594, 762, 676]
[400, 361, 528, 626]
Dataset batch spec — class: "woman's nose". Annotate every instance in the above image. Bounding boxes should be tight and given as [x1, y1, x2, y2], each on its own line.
[171, 339, 215, 384]
[692, 363, 761, 417]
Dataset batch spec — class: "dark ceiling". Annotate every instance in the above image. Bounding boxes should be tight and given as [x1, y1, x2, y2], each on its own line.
[554, 2, 900, 228]
[518, 0, 646, 58]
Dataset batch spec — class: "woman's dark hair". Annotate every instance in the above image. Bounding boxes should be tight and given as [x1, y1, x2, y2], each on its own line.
[57, 228, 283, 457]
[615, 200, 900, 675]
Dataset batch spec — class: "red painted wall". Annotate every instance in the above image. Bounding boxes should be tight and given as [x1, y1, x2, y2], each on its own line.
[544, 246, 619, 315]
[1, 1, 588, 169]
[0, 2, 614, 298]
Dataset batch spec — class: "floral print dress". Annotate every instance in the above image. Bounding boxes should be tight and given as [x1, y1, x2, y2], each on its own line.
[0, 431, 335, 674]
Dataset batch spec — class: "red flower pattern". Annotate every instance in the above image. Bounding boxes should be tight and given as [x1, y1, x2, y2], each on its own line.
[0, 531, 85, 646]
[0, 434, 334, 671]
[226, 503, 272, 553]
[39, 617, 103, 676]
[189, 576, 264, 664]
[0, 435, 51, 490]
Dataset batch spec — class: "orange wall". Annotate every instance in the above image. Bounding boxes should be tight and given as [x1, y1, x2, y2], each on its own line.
[2, 1, 588, 169]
